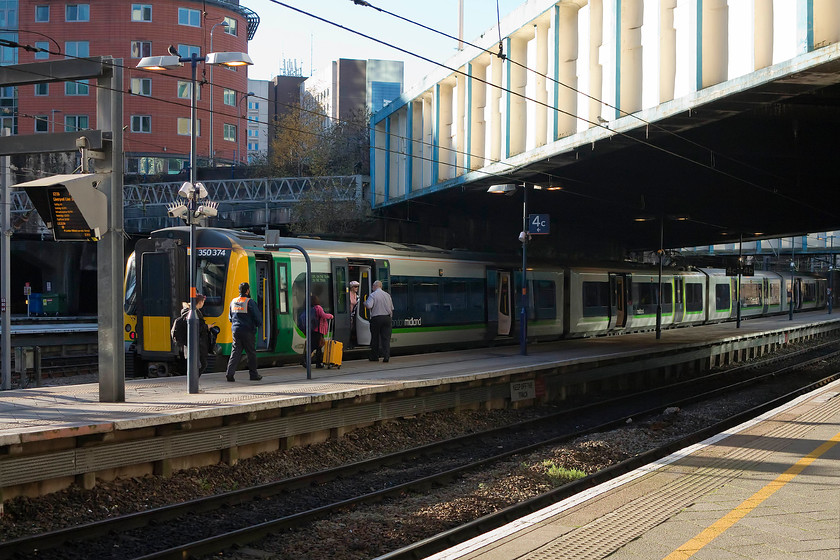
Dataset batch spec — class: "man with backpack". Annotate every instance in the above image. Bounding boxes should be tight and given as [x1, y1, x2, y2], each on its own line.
[170, 294, 211, 375]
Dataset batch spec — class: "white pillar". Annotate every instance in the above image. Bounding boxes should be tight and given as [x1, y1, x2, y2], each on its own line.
[470, 58, 489, 170]
[660, 0, 677, 103]
[589, 0, 605, 125]
[702, 0, 729, 88]
[508, 36, 528, 157]
[555, 4, 580, 139]
[535, 21, 549, 148]
[455, 69, 466, 175]
[754, 0, 774, 70]
[438, 81, 454, 181]
[490, 54, 503, 162]
[620, 0, 644, 114]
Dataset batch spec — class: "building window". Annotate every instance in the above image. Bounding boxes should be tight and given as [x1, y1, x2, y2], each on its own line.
[34, 83, 48, 96]
[131, 115, 151, 133]
[130, 41, 151, 59]
[177, 44, 200, 59]
[223, 123, 236, 141]
[66, 41, 89, 58]
[65, 115, 89, 132]
[248, 100, 258, 110]
[167, 159, 185, 174]
[34, 41, 49, 60]
[176, 80, 199, 100]
[223, 89, 235, 106]
[178, 8, 200, 27]
[131, 4, 151, 22]
[65, 80, 89, 96]
[223, 16, 237, 36]
[65, 4, 90, 22]
[130, 78, 151, 96]
[35, 116, 48, 133]
[248, 142, 258, 151]
[248, 129, 257, 137]
[35, 5, 49, 22]
[177, 118, 200, 136]
[370, 81, 401, 111]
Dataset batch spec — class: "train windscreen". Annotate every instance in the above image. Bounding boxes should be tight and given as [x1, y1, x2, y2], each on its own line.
[197, 254, 228, 316]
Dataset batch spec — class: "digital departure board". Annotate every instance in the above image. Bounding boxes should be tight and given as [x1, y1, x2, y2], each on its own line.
[47, 186, 96, 241]
[13, 174, 107, 242]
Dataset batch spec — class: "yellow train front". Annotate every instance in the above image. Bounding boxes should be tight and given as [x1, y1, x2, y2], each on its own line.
[123, 227, 288, 377]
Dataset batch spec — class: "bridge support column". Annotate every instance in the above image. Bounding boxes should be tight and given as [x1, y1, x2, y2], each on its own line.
[507, 35, 528, 157]
[535, 21, 549, 148]
[469, 58, 489, 170]
[490, 54, 503, 162]
[754, 0, 773, 70]
[555, 4, 580, 139]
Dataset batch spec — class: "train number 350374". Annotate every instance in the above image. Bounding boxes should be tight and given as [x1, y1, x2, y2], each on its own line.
[196, 249, 228, 257]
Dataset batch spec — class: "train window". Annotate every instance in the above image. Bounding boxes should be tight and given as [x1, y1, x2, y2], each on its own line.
[685, 283, 703, 312]
[630, 282, 673, 315]
[292, 272, 332, 318]
[391, 279, 409, 313]
[140, 253, 171, 316]
[741, 282, 762, 308]
[803, 283, 816, 303]
[197, 258, 227, 316]
[276, 263, 288, 314]
[392, 276, 484, 326]
[715, 284, 731, 311]
[334, 266, 347, 312]
[532, 280, 556, 320]
[582, 281, 609, 317]
[124, 253, 137, 315]
[767, 282, 781, 305]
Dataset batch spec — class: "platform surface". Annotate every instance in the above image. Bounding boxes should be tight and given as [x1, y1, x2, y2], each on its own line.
[1, 311, 838, 448]
[427, 366, 840, 560]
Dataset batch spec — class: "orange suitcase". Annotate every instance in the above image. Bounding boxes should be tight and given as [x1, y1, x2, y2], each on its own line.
[323, 339, 343, 369]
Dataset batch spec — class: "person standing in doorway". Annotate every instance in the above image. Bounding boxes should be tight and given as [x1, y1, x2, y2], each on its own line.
[348, 280, 360, 349]
[226, 282, 262, 381]
[365, 280, 394, 362]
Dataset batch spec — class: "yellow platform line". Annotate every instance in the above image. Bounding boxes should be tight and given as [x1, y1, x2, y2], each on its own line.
[664, 429, 840, 560]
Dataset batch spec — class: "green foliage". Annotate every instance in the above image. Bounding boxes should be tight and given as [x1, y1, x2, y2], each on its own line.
[541, 460, 586, 486]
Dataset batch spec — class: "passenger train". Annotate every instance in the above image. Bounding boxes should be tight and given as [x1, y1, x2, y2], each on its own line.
[123, 227, 827, 377]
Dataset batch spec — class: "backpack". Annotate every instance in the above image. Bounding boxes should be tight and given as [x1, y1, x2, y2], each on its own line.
[297, 307, 319, 332]
[171, 313, 187, 346]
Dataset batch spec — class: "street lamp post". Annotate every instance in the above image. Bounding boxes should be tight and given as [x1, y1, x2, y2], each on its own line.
[488, 183, 529, 355]
[208, 21, 229, 165]
[137, 49, 252, 393]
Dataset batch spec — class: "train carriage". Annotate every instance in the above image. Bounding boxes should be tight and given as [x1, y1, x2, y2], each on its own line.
[123, 227, 829, 378]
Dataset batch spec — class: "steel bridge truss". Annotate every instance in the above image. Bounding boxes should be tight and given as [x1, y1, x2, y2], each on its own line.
[12, 175, 365, 234]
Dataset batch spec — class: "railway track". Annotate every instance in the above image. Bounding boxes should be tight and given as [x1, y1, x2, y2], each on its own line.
[3, 340, 840, 560]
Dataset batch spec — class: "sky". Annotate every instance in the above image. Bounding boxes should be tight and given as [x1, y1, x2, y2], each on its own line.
[243, 0, 526, 90]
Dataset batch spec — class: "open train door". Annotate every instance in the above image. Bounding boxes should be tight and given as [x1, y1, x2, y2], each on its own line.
[135, 238, 184, 367]
[254, 257, 274, 351]
[608, 273, 627, 329]
[330, 258, 351, 344]
[496, 270, 513, 336]
[353, 263, 373, 346]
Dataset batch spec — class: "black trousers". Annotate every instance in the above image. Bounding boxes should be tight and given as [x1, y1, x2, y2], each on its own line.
[369, 315, 392, 360]
[226, 329, 258, 378]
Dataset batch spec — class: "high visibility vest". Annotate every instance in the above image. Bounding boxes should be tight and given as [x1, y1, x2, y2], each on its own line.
[230, 296, 250, 316]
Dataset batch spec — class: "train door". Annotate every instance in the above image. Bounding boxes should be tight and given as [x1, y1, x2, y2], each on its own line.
[496, 271, 513, 336]
[673, 277, 684, 323]
[254, 257, 273, 350]
[354, 264, 373, 346]
[608, 273, 627, 329]
[330, 258, 351, 344]
[137, 240, 184, 358]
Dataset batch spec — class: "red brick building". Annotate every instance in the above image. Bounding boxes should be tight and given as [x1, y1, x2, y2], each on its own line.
[15, 0, 259, 176]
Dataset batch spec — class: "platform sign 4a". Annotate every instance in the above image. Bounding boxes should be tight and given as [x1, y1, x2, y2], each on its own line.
[528, 214, 550, 235]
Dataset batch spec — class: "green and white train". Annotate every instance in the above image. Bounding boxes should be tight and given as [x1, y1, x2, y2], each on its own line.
[123, 227, 826, 377]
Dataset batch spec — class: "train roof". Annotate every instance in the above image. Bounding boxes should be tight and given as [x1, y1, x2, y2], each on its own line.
[149, 227, 501, 262]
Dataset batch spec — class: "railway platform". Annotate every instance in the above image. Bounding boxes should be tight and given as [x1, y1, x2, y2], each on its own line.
[2, 311, 840, 504]
[429, 376, 840, 560]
